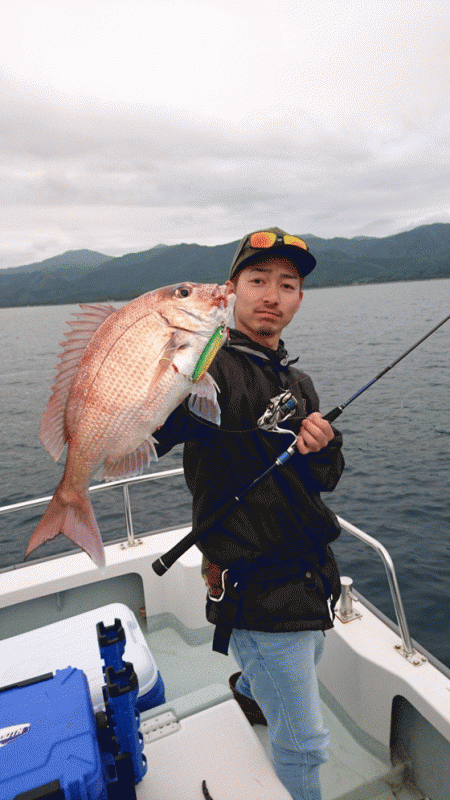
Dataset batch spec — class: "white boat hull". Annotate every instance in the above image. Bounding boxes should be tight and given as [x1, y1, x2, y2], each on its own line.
[1, 526, 449, 799]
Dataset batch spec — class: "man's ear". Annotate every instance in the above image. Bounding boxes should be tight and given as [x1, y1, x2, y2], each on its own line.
[295, 289, 304, 313]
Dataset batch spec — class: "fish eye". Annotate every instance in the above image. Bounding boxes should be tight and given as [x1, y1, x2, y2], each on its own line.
[175, 285, 192, 298]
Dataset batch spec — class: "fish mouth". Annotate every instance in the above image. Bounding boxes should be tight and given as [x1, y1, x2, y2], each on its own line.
[211, 283, 235, 310]
[215, 287, 236, 328]
[177, 284, 235, 324]
[172, 285, 235, 340]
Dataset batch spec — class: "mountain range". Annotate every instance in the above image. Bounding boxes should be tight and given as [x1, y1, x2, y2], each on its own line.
[1, 223, 449, 307]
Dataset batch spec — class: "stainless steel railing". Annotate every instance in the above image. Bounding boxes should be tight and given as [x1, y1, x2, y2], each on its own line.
[0, 468, 185, 546]
[336, 516, 414, 657]
[0, 469, 415, 656]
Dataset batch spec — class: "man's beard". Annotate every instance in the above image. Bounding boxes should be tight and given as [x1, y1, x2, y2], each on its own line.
[257, 326, 274, 336]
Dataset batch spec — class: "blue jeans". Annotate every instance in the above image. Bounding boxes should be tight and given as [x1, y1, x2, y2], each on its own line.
[229, 629, 329, 800]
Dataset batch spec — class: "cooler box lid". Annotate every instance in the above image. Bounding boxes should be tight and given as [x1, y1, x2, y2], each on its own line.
[0, 603, 157, 712]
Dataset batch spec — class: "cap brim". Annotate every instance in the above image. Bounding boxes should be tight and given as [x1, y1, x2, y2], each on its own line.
[230, 245, 316, 280]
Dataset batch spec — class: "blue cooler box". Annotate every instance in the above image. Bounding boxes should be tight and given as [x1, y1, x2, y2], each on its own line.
[0, 668, 106, 800]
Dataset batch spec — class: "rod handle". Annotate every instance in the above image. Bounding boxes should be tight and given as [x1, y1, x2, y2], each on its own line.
[152, 528, 201, 575]
[151, 496, 237, 575]
[152, 556, 170, 576]
[152, 447, 296, 576]
[323, 406, 344, 423]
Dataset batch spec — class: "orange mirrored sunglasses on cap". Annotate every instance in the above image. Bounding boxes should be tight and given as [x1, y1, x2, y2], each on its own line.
[230, 228, 316, 280]
[249, 231, 308, 250]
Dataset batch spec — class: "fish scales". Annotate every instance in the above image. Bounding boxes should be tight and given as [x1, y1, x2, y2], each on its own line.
[25, 282, 235, 568]
[73, 314, 197, 462]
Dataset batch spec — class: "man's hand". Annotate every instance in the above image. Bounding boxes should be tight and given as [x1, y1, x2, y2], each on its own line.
[296, 412, 334, 455]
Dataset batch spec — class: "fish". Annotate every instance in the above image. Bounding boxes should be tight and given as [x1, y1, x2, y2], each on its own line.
[25, 282, 235, 568]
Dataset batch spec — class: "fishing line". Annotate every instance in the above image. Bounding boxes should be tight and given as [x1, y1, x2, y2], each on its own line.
[295, 318, 401, 369]
[152, 310, 450, 576]
[184, 309, 450, 433]
[182, 374, 306, 436]
[323, 310, 450, 423]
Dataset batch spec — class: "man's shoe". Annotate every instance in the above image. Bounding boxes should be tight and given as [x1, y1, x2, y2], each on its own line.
[228, 672, 267, 726]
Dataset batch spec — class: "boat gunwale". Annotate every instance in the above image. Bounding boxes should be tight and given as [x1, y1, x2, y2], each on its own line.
[1, 469, 449, 681]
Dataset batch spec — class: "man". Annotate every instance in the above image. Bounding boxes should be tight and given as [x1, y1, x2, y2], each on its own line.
[154, 227, 344, 800]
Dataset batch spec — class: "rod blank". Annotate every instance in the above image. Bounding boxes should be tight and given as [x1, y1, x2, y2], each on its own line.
[324, 310, 450, 423]
[153, 310, 450, 574]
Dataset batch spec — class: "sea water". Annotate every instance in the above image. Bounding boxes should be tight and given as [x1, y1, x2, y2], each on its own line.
[0, 279, 449, 666]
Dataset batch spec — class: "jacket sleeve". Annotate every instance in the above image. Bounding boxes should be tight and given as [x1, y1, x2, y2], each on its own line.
[152, 354, 229, 458]
[152, 402, 196, 458]
[296, 430, 345, 492]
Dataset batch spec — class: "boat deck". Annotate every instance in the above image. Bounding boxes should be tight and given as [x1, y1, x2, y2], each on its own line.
[0, 510, 439, 800]
[138, 619, 418, 800]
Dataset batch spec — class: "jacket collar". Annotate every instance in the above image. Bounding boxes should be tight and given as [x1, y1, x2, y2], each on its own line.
[225, 329, 298, 368]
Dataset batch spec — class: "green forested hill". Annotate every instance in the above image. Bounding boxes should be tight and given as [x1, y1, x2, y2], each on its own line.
[1, 223, 449, 307]
[1, 249, 110, 274]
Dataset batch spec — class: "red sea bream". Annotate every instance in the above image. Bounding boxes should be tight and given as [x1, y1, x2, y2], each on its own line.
[25, 282, 235, 568]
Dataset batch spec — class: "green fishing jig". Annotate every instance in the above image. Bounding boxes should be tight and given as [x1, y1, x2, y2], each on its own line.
[192, 326, 225, 382]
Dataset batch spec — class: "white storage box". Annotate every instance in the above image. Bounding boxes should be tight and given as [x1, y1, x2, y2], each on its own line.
[0, 602, 165, 712]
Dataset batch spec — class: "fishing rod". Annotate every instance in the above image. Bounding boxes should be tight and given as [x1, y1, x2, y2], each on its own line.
[152, 310, 450, 576]
[323, 309, 450, 423]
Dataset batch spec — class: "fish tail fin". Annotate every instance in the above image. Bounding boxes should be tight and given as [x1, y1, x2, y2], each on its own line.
[25, 484, 105, 569]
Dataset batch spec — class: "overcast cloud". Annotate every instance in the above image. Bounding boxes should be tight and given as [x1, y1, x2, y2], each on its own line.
[1, 0, 450, 268]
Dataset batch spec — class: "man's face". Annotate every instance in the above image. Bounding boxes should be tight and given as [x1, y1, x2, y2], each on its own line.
[226, 256, 303, 348]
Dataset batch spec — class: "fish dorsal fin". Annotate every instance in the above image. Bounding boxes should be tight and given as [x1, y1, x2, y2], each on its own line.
[40, 303, 117, 461]
[102, 437, 159, 481]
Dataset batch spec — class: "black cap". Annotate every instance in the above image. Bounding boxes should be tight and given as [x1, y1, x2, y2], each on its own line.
[229, 226, 316, 280]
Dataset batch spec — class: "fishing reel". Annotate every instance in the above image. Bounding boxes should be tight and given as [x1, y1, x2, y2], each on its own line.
[257, 390, 300, 437]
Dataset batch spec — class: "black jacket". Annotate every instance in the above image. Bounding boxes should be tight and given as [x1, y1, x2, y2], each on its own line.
[154, 329, 345, 633]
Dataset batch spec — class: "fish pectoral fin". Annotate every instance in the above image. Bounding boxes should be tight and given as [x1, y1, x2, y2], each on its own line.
[149, 330, 192, 389]
[188, 372, 221, 426]
[102, 437, 159, 481]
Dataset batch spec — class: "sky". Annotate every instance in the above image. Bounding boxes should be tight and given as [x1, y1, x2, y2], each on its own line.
[1, 0, 450, 268]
